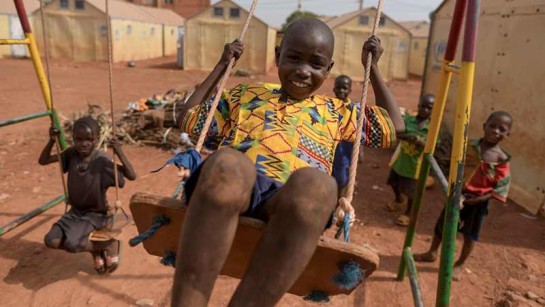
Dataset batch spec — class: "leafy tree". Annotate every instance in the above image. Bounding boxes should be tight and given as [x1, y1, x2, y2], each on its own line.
[282, 11, 318, 31]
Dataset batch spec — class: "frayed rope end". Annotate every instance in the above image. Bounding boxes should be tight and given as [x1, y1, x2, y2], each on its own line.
[304, 290, 330, 303]
[333, 261, 365, 290]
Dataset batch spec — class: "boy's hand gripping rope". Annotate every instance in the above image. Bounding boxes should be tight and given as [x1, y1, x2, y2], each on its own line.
[334, 0, 384, 242]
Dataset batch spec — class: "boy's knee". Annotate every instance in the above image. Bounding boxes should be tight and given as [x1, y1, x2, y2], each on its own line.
[63, 238, 87, 253]
[288, 168, 337, 201]
[277, 168, 337, 225]
[44, 235, 61, 249]
[196, 148, 255, 209]
[44, 227, 63, 249]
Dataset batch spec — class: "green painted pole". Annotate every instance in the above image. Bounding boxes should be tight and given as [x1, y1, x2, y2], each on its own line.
[436, 1, 480, 306]
[0, 110, 51, 128]
[50, 109, 67, 149]
[0, 195, 66, 237]
[396, 0, 468, 283]
[404, 247, 424, 307]
[396, 158, 431, 280]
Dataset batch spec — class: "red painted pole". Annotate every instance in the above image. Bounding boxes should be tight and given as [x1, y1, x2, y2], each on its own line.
[13, 0, 32, 33]
[444, 0, 467, 62]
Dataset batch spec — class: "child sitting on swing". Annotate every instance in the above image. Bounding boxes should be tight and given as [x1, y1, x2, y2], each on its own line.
[173, 18, 404, 306]
[39, 117, 136, 274]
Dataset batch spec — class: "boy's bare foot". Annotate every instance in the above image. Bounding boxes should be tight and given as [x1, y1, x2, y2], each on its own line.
[413, 251, 437, 262]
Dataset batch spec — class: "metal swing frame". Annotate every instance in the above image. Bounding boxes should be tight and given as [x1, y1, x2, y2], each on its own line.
[395, 0, 481, 306]
[0, 0, 67, 236]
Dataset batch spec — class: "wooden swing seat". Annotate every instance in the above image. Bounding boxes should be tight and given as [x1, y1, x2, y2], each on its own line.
[89, 213, 133, 242]
[130, 192, 379, 296]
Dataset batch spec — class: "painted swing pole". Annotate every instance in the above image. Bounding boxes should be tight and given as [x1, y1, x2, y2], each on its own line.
[14, 0, 66, 148]
[0, 195, 66, 236]
[396, 0, 468, 281]
[0, 1, 69, 237]
[436, 1, 480, 306]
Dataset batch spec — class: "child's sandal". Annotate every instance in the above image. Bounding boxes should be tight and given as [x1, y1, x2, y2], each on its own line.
[104, 240, 121, 273]
[91, 252, 107, 275]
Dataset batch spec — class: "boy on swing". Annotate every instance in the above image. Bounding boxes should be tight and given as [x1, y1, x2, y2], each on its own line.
[173, 18, 404, 306]
[39, 117, 136, 274]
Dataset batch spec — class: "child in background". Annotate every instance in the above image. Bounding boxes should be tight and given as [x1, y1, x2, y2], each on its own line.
[387, 94, 435, 226]
[39, 117, 136, 274]
[414, 111, 512, 281]
[331, 75, 363, 194]
[173, 18, 404, 306]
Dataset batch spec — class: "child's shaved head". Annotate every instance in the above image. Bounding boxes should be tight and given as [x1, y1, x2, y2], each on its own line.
[281, 18, 335, 57]
[276, 18, 336, 99]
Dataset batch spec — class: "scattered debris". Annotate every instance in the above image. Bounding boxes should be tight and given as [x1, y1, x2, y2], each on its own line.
[525, 291, 539, 301]
[61, 88, 194, 151]
[135, 298, 154, 306]
[0, 193, 9, 201]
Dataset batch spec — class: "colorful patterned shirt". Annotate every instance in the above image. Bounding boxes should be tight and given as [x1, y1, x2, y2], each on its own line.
[389, 114, 431, 179]
[462, 139, 511, 203]
[181, 84, 396, 183]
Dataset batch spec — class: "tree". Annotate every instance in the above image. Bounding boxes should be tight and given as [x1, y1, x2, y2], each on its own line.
[281, 11, 318, 32]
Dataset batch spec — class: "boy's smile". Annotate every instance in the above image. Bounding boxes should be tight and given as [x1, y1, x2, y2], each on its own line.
[275, 19, 335, 100]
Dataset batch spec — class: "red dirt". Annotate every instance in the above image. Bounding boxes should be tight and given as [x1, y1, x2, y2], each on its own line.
[1, 57, 544, 307]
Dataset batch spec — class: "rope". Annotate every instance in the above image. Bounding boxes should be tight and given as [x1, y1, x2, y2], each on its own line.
[172, 180, 185, 199]
[194, 0, 258, 152]
[39, 0, 69, 211]
[105, 0, 122, 218]
[336, 0, 384, 237]
[160, 250, 177, 267]
[129, 215, 170, 247]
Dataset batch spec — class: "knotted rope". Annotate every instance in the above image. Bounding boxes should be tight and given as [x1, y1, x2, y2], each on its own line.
[129, 215, 170, 247]
[334, 0, 384, 241]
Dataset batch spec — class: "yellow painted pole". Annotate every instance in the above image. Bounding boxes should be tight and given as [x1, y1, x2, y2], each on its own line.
[0, 38, 30, 45]
[25, 32, 53, 111]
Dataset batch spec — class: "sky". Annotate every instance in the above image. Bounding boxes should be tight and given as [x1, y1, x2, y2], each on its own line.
[212, 0, 445, 28]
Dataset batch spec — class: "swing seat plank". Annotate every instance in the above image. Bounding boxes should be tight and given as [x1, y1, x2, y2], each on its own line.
[130, 192, 379, 296]
[90, 214, 133, 242]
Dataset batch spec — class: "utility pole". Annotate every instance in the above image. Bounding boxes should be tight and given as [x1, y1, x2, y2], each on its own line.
[359, 0, 364, 10]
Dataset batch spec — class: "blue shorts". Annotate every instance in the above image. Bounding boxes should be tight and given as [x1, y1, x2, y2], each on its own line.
[184, 155, 334, 228]
[183, 158, 283, 220]
[332, 141, 354, 187]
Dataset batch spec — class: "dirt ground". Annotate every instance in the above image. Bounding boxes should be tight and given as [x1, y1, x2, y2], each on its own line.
[1, 57, 544, 307]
